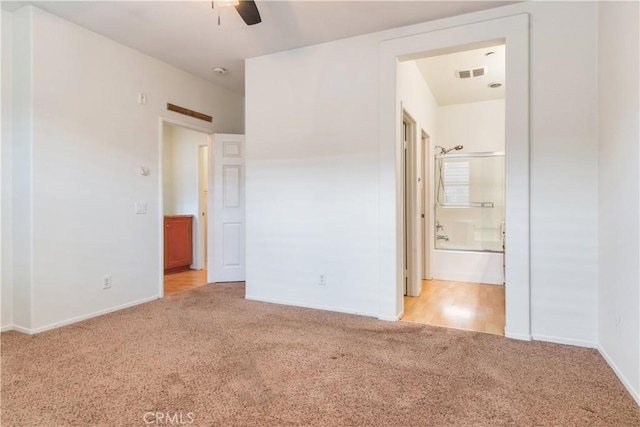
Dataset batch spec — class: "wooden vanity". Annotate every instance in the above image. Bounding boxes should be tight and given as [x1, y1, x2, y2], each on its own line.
[164, 215, 193, 274]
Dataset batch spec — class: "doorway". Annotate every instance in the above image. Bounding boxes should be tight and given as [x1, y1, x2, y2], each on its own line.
[399, 43, 507, 335]
[161, 121, 212, 296]
[378, 13, 530, 339]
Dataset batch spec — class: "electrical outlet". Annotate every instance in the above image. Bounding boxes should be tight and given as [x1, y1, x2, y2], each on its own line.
[103, 275, 112, 289]
[615, 315, 621, 336]
[319, 275, 326, 286]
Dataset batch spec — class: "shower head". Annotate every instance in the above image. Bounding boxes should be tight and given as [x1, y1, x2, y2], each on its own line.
[442, 145, 464, 154]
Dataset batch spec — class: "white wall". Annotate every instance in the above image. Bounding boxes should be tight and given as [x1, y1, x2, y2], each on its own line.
[163, 124, 209, 217]
[6, 6, 244, 332]
[597, 1, 640, 404]
[397, 60, 438, 293]
[397, 60, 438, 140]
[10, 7, 33, 331]
[246, 1, 598, 344]
[246, 35, 382, 316]
[528, 2, 598, 347]
[437, 100, 505, 153]
[1, 10, 14, 329]
[162, 123, 210, 269]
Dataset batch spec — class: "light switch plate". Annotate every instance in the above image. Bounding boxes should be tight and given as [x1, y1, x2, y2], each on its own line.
[135, 202, 147, 214]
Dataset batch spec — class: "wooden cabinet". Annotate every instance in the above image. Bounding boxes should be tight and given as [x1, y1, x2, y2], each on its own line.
[164, 216, 193, 274]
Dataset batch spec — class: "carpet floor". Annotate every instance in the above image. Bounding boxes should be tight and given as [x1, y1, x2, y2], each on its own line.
[1, 283, 638, 426]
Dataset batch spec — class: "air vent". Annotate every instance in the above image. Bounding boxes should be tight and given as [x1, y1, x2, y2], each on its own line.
[456, 66, 487, 79]
[472, 67, 485, 77]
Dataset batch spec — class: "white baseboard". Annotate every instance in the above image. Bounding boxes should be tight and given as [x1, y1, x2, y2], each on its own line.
[504, 331, 531, 341]
[532, 334, 596, 348]
[6, 295, 160, 335]
[378, 310, 403, 322]
[1, 324, 15, 332]
[7, 324, 31, 334]
[431, 271, 503, 285]
[245, 294, 377, 319]
[598, 345, 640, 406]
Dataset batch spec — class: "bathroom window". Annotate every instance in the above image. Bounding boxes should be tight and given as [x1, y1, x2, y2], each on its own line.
[443, 161, 470, 203]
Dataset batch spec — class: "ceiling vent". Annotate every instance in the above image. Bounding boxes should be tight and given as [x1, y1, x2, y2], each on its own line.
[456, 67, 487, 79]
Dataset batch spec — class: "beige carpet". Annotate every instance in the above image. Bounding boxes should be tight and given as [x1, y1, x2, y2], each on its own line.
[1, 283, 638, 426]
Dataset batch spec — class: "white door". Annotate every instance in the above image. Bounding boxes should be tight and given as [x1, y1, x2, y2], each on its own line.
[208, 134, 245, 283]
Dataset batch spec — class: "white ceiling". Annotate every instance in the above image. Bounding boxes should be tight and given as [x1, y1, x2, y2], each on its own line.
[414, 43, 505, 106]
[2, 1, 517, 95]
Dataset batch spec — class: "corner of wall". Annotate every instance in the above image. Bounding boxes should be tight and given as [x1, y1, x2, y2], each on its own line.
[9, 5, 34, 330]
[1, 9, 15, 329]
[596, 0, 640, 406]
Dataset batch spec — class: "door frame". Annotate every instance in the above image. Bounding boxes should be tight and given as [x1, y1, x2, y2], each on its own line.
[402, 108, 422, 297]
[378, 14, 530, 339]
[196, 144, 209, 270]
[421, 129, 431, 281]
[158, 117, 214, 298]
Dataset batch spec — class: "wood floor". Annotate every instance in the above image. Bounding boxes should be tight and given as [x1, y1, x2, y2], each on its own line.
[402, 279, 505, 336]
[164, 269, 208, 296]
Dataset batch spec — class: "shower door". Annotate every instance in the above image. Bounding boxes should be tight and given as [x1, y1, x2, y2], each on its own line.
[434, 152, 505, 252]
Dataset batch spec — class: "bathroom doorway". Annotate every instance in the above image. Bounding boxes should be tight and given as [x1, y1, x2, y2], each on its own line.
[399, 43, 507, 335]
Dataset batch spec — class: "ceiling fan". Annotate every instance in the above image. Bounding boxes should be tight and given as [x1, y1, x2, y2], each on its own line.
[214, 0, 262, 26]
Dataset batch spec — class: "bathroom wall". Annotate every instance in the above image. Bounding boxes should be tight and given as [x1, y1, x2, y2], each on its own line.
[437, 100, 505, 152]
[431, 99, 505, 285]
[397, 60, 439, 291]
[162, 123, 210, 270]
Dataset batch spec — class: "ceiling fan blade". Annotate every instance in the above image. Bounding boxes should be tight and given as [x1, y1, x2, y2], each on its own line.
[235, 0, 262, 25]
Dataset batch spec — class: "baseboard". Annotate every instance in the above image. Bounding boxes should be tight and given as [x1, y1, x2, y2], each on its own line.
[1, 324, 15, 332]
[504, 331, 531, 341]
[378, 310, 403, 322]
[598, 345, 640, 406]
[8, 295, 160, 335]
[531, 334, 596, 348]
[10, 325, 31, 334]
[431, 271, 503, 286]
[245, 295, 377, 319]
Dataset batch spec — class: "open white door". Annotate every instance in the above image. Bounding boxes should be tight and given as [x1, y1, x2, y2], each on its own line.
[209, 134, 245, 283]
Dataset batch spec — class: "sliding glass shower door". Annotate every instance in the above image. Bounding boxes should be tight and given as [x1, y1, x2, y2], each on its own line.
[434, 152, 505, 252]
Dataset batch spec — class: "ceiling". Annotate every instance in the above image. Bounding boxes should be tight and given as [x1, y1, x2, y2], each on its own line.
[2, 1, 517, 95]
[415, 43, 505, 106]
